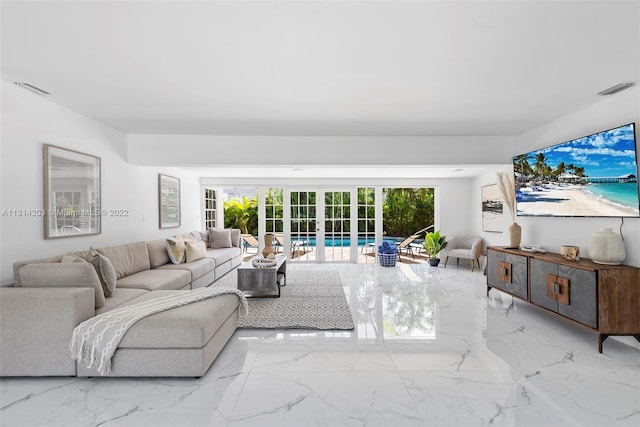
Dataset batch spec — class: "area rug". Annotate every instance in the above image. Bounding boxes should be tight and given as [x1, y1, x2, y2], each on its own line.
[213, 270, 354, 330]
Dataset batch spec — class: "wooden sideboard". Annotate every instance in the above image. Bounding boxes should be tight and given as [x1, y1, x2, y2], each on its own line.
[487, 246, 640, 352]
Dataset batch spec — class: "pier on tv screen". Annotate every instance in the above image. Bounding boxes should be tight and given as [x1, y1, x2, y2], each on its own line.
[513, 123, 640, 217]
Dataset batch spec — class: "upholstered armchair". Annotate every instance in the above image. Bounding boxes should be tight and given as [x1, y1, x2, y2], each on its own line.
[443, 236, 483, 272]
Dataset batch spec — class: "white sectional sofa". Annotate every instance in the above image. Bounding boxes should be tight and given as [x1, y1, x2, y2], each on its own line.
[0, 229, 244, 377]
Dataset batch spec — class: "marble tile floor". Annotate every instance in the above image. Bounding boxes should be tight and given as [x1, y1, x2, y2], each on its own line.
[1, 263, 638, 427]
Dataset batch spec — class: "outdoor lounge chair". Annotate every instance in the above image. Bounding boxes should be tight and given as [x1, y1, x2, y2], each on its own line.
[396, 234, 420, 261]
[273, 233, 285, 253]
[240, 234, 260, 254]
[273, 233, 310, 255]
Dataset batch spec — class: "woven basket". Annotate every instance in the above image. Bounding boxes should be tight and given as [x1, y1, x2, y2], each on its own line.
[377, 252, 397, 267]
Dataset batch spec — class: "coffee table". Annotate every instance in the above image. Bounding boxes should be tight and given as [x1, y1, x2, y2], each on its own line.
[237, 255, 286, 297]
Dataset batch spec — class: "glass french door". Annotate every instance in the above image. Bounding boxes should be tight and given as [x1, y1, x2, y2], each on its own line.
[284, 188, 357, 263]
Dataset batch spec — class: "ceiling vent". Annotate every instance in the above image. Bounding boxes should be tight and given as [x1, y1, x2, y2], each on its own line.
[13, 82, 50, 95]
[597, 82, 635, 96]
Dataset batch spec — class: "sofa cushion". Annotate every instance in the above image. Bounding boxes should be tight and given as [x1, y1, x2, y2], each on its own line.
[206, 247, 242, 265]
[13, 251, 90, 286]
[186, 240, 207, 263]
[87, 248, 118, 297]
[156, 257, 215, 282]
[446, 248, 473, 258]
[146, 239, 171, 268]
[95, 288, 148, 315]
[166, 235, 186, 264]
[116, 269, 191, 291]
[97, 242, 150, 280]
[209, 228, 232, 249]
[17, 263, 106, 309]
[115, 291, 241, 349]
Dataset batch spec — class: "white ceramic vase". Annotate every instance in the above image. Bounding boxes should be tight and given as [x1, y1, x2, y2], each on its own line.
[588, 228, 626, 265]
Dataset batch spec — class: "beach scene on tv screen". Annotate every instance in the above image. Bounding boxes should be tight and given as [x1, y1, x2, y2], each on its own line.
[514, 123, 639, 217]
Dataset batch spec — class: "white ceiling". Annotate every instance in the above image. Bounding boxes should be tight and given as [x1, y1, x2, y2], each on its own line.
[1, 1, 638, 179]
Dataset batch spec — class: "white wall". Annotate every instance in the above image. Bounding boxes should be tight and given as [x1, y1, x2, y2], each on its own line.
[472, 89, 640, 267]
[471, 167, 514, 249]
[128, 134, 515, 166]
[515, 88, 640, 268]
[0, 82, 201, 285]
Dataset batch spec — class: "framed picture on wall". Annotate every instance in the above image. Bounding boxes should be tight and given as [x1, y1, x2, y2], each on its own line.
[158, 174, 180, 228]
[44, 144, 101, 239]
[482, 184, 503, 233]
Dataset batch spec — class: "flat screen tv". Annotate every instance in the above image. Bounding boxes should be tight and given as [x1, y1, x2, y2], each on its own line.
[513, 123, 639, 217]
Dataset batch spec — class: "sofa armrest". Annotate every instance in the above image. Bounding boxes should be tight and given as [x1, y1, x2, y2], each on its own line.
[0, 287, 95, 376]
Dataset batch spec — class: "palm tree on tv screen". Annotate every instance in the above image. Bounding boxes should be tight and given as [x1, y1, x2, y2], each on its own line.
[534, 152, 548, 181]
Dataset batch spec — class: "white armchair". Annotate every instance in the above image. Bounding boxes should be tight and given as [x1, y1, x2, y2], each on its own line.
[444, 236, 483, 272]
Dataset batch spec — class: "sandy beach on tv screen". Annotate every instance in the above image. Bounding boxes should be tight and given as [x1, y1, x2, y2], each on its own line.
[517, 184, 639, 217]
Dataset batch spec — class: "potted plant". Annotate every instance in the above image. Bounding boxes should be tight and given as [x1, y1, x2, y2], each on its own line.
[423, 230, 448, 267]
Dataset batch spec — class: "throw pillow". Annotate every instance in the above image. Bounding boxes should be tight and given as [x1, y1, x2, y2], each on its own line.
[230, 229, 241, 248]
[185, 240, 207, 263]
[166, 235, 186, 264]
[197, 231, 210, 247]
[61, 253, 88, 263]
[86, 247, 117, 298]
[209, 228, 232, 249]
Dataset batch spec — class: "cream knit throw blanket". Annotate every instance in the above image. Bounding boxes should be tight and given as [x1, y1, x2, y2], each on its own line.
[70, 288, 247, 375]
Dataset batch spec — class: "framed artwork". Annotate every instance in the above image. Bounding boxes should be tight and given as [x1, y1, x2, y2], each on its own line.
[158, 174, 181, 228]
[44, 144, 101, 239]
[482, 184, 503, 233]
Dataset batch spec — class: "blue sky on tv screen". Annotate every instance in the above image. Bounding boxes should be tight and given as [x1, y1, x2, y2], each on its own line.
[519, 123, 637, 178]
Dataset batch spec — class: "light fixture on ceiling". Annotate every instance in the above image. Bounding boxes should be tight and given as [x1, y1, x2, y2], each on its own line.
[13, 82, 50, 95]
[453, 168, 464, 172]
[597, 82, 635, 96]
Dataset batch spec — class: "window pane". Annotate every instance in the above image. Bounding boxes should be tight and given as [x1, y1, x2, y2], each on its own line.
[367, 206, 375, 218]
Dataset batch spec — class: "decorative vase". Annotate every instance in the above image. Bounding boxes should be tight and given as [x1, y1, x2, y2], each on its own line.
[588, 228, 626, 265]
[262, 233, 275, 258]
[508, 223, 521, 248]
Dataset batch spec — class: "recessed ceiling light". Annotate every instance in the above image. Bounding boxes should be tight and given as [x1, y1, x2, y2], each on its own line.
[453, 168, 464, 172]
[597, 82, 635, 96]
[13, 82, 50, 95]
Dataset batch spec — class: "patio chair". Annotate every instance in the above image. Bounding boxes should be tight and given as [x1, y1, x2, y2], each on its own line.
[240, 234, 260, 254]
[273, 233, 310, 255]
[273, 233, 285, 253]
[396, 234, 420, 261]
